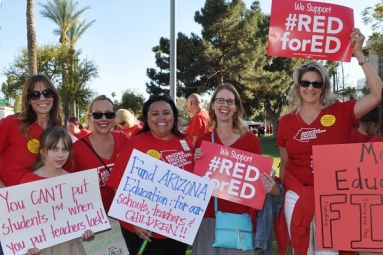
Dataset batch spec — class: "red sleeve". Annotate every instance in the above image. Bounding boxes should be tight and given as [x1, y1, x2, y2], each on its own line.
[106, 142, 133, 189]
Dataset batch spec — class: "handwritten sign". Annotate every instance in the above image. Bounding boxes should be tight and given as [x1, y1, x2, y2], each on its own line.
[193, 141, 273, 210]
[82, 217, 128, 255]
[0, 170, 110, 255]
[267, 0, 354, 61]
[313, 142, 383, 252]
[108, 149, 215, 245]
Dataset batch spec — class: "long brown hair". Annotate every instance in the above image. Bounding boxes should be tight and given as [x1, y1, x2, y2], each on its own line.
[30, 126, 73, 172]
[18, 74, 62, 138]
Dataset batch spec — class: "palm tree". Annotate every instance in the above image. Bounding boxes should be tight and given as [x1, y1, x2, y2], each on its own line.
[39, 0, 95, 118]
[27, 0, 37, 76]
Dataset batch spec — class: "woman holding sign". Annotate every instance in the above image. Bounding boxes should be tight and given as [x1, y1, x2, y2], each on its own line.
[277, 29, 383, 255]
[107, 95, 195, 255]
[19, 126, 94, 255]
[192, 83, 283, 255]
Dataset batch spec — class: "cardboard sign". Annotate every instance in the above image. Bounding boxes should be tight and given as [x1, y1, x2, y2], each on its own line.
[108, 149, 215, 245]
[267, 0, 354, 61]
[0, 170, 110, 255]
[193, 141, 274, 210]
[313, 142, 383, 252]
[82, 217, 128, 255]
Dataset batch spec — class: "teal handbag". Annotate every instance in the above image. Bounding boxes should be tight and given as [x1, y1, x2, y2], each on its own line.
[212, 197, 254, 251]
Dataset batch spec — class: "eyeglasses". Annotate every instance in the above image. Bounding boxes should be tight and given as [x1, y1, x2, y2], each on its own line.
[299, 80, 324, 89]
[214, 97, 236, 106]
[28, 89, 55, 101]
[118, 121, 125, 126]
[90, 112, 116, 119]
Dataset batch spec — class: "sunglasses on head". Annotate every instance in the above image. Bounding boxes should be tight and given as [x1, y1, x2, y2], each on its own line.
[299, 80, 324, 89]
[90, 112, 116, 119]
[28, 89, 55, 101]
[148, 95, 173, 101]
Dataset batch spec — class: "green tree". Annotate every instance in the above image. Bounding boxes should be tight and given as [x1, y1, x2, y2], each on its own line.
[362, 0, 383, 54]
[39, 0, 95, 119]
[2, 44, 97, 116]
[119, 89, 145, 116]
[27, 0, 37, 76]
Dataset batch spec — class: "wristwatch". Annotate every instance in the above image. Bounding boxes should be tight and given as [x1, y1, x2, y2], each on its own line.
[358, 57, 369, 66]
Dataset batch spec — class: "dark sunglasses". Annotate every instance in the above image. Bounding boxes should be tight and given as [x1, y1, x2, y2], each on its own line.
[28, 89, 55, 101]
[118, 121, 125, 126]
[299, 80, 324, 89]
[149, 95, 173, 101]
[90, 112, 116, 119]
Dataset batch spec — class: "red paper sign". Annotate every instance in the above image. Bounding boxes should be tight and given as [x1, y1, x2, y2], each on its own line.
[313, 142, 383, 252]
[267, 0, 354, 61]
[193, 141, 274, 210]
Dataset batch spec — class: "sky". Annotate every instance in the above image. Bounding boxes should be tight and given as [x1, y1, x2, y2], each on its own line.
[0, 0, 380, 101]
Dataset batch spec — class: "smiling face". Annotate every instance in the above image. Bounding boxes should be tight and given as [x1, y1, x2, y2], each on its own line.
[299, 71, 323, 105]
[88, 100, 115, 135]
[29, 82, 54, 117]
[147, 100, 174, 140]
[42, 138, 70, 170]
[212, 88, 238, 123]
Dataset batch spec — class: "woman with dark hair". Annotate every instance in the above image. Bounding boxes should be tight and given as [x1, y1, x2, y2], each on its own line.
[107, 95, 195, 255]
[0, 74, 62, 189]
[63, 95, 129, 212]
[19, 126, 94, 255]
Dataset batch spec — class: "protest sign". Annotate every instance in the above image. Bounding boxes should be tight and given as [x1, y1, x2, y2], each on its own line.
[267, 0, 354, 61]
[82, 217, 128, 255]
[313, 142, 383, 252]
[0, 169, 110, 255]
[108, 149, 215, 245]
[193, 141, 274, 210]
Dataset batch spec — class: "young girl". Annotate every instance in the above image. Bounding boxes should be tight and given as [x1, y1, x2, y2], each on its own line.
[19, 126, 94, 255]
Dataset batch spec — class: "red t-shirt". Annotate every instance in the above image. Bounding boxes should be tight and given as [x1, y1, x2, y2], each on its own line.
[115, 124, 142, 138]
[73, 129, 92, 139]
[19, 172, 45, 183]
[185, 109, 210, 139]
[277, 100, 356, 186]
[63, 132, 129, 212]
[106, 131, 195, 239]
[194, 131, 261, 218]
[347, 128, 374, 143]
[369, 135, 383, 142]
[0, 115, 45, 186]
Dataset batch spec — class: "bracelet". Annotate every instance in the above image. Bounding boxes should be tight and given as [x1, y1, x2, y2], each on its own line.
[358, 57, 369, 66]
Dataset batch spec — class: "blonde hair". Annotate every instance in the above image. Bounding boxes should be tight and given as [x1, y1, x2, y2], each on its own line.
[116, 109, 135, 128]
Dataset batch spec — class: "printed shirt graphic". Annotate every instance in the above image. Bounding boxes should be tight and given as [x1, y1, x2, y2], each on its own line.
[106, 131, 195, 239]
[277, 100, 356, 185]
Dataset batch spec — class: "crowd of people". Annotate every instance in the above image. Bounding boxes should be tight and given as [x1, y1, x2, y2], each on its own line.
[0, 28, 382, 255]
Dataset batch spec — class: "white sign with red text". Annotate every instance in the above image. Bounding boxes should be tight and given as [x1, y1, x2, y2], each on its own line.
[267, 0, 354, 61]
[0, 170, 110, 255]
[108, 149, 215, 245]
[193, 141, 274, 210]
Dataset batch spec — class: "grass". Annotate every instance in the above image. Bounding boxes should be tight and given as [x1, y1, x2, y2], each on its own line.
[186, 135, 293, 255]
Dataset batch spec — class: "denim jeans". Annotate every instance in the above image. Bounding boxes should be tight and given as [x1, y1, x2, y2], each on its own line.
[0, 242, 4, 255]
[254, 180, 284, 255]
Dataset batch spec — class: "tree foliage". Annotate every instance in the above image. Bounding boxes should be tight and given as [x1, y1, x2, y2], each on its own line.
[1, 44, 97, 116]
[119, 89, 146, 117]
[362, 0, 383, 55]
[145, 0, 305, 130]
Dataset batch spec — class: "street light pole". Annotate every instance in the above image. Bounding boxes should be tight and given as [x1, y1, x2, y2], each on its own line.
[169, 0, 177, 102]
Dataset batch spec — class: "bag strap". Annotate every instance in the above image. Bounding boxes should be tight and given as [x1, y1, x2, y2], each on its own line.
[79, 138, 111, 173]
[211, 131, 219, 213]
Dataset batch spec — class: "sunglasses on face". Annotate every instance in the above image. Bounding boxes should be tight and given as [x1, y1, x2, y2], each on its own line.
[299, 80, 324, 89]
[28, 89, 55, 101]
[214, 97, 236, 106]
[118, 121, 125, 126]
[90, 112, 116, 119]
